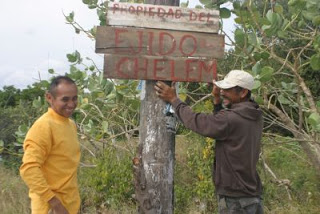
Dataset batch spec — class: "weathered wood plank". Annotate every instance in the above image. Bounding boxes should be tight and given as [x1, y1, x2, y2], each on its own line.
[96, 26, 224, 58]
[107, 2, 220, 33]
[103, 54, 217, 83]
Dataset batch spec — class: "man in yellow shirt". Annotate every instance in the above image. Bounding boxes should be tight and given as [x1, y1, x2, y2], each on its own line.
[20, 76, 80, 214]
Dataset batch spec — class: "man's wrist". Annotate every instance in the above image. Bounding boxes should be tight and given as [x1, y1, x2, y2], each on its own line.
[169, 97, 178, 104]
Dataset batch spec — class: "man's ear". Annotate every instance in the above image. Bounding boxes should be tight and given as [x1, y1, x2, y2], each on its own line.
[45, 92, 53, 106]
[241, 89, 249, 99]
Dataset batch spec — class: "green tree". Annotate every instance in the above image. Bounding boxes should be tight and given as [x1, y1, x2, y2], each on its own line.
[214, 0, 320, 174]
[0, 86, 21, 108]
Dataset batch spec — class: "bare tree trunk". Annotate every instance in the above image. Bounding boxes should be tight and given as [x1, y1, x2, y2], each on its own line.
[133, 1, 179, 212]
[133, 1, 180, 212]
[134, 79, 177, 214]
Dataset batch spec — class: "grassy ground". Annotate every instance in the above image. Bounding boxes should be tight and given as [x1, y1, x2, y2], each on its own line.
[1, 135, 320, 214]
[0, 164, 29, 214]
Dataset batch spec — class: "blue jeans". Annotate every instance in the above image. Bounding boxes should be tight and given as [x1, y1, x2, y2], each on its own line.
[217, 195, 264, 214]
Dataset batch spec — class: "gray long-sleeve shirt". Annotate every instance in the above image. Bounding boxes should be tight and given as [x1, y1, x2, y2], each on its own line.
[172, 99, 263, 197]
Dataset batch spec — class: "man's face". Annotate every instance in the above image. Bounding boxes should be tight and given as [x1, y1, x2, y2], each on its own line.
[220, 87, 242, 108]
[46, 82, 78, 118]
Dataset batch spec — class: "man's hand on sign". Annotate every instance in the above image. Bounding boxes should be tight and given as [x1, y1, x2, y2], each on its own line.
[154, 81, 177, 104]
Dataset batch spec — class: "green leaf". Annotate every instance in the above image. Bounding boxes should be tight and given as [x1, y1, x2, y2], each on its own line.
[252, 61, 262, 76]
[0, 140, 4, 147]
[278, 94, 291, 105]
[82, 0, 91, 4]
[89, 65, 95, 71]
[48, 69, 55, 74]
[260, 52, 270, 60]
[310, 54, 320, 70]
[233, 1, 241, 10]
[253, 52, 261, 61]
[288, 0, 297, 6]
[219, 8, 231, 19]
[234, 29, 245, 48]
[254, 96, 264, 105]
[88, 5, 97, 9]
[66, 51, 82, 64]
[65, 11, 74, 23]
[252, 80, 261, 90]
[32, 96, 42, 108]
[259, 66, 274, 82]
[302, 10, 318, 21]
[15, 124, 29, 137]
[67, 54, 77, 63]
[104, 81, 114, 95]
[200, 0, 214, 5]
[248, 33, 258, 46]
[308, 112, 320, 128]
[14, 142, 23, 147]
[102, 121, 109, 133]
[277, 30, 288, 39]
[312, 15, 320, 26]
[274, 4, 283, 14]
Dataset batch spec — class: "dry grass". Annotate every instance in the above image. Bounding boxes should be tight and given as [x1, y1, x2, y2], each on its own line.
[0, 164, 30, 214]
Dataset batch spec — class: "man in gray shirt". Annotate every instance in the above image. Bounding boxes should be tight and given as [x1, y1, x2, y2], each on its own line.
[154, 70, 263, 214]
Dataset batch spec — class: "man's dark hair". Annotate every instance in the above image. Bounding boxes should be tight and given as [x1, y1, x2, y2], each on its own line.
[234, 86, 251, 99]
[48, 76, 76, 97]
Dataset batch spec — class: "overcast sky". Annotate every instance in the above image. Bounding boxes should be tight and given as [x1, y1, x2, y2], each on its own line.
[0, 0, 233, 89]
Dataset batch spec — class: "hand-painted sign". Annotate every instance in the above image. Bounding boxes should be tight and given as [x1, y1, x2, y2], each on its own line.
[96, 2, 224, 83]
[103, 54, 217, 82]
[107, 2, 219, 33]
[96, 26, 224, 58]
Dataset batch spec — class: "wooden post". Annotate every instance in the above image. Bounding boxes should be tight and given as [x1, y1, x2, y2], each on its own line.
[133, 2, 179, 214]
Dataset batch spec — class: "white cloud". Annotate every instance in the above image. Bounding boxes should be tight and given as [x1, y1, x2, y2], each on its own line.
[0, 0, 101, 89]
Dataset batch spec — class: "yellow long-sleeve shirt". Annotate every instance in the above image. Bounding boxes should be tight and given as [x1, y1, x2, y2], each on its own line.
[20, 108, 80, 214]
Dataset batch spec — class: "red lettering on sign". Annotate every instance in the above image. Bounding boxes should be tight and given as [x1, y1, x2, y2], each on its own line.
[167, 8, 174, 18]
[149, 7, 155, 16]
[129, 6, 135, 14]
[179, 35, 197, 56]
[134, 58, 148, 79]
[113, 3, 119, 13]
[136, 6, 143, 14]
[114, 29, 128, 54]
[159, 32, 176, 56]
[148, 32, 154, 55]
[153, 59, 167, 80]
[116, 57, 131, 78]
[157, 7, 166, 17]
[175, 10, 182, 18]
[198, 12, 206, 22]
[199, 60, 217, 80]
[110, 3, 216, 24]
[170, 62, 184, 82]
[185, 59, 200, 82]
[189, 11, 197, 21]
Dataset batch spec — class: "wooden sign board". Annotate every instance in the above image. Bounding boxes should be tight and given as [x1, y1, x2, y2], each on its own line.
[95, 26, 224, 58]
[103, 54, 217, 83]
[107, 2, 219, 33]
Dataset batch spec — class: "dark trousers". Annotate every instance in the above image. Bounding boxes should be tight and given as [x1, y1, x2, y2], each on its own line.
[217, 195, 264, 214]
